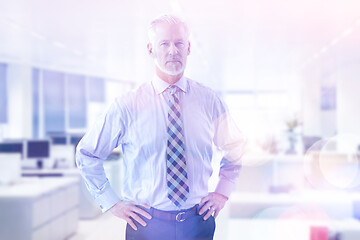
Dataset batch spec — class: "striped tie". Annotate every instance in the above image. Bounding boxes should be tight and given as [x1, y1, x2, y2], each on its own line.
[166, 85, 189, 208]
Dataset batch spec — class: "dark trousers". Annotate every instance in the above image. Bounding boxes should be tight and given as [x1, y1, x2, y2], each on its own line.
[126, 205, 216, 240]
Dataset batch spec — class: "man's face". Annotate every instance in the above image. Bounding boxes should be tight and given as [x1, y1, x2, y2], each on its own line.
[148, 23, 190, 76]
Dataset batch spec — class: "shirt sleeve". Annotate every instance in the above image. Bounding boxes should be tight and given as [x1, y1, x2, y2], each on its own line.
[76, 98, 127, 212]
[212, 95, 247, 198]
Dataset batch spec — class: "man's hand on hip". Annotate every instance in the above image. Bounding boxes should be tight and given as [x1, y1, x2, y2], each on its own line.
[199, 192, 228, 220]
[109, 201, 152, 230]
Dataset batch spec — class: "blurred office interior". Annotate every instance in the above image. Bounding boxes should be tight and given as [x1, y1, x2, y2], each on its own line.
[1, 0, 360, 239]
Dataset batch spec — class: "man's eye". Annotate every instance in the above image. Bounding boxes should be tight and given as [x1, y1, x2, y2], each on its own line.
[176, 42, 184, 47]
[160, 42, 169, 47]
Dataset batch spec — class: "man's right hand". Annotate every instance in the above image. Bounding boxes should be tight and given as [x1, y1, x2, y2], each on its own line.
[109, 201, 152, 230]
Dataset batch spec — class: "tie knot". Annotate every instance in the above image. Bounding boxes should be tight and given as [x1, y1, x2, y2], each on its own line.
[168, 85, 178, 95]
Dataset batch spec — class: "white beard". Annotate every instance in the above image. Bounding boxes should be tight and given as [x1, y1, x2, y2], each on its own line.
[154, 58, 185, 76]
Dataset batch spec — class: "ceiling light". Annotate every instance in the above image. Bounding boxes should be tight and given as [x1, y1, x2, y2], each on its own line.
[312, 53, 319, 59]
[320, 46, 328, 53]
[52, 41, 67, 49]
[330, 38, 339, 46]
[29, 31, 46, 41]
[6, 21, 21, 30]
[341, 28, 353, 37]
[73, 50, 84, 56]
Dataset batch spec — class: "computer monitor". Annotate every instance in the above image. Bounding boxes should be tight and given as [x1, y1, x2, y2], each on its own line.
[26, 140, 50, 169]
[50, 135, 68, 145]
[70, 135, 83, 146]
[0, 141, 24, 159]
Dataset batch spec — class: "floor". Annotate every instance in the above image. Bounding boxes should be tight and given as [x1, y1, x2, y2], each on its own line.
[68, 212, 127, 240]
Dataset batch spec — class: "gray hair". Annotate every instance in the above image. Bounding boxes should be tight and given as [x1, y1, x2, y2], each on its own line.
[148, 14, 190, 44]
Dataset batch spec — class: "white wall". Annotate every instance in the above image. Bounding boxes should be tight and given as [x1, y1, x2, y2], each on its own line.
[4, 64, 33, 139]
[302, 60, 360, 139]
[301, 70, 322, 136]
[302, 67, 338, 138]
[337, 65, 360, 137]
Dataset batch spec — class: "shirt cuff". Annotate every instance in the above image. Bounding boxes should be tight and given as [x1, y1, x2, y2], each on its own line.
[214, 178, 235, 199]
[94, 187, 121, 213]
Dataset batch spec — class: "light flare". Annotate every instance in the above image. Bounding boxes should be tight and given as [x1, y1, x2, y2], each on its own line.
[303, 134, 360, 190]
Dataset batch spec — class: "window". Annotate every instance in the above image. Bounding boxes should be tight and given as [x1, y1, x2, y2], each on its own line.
[43, 70, 66, 134]
[66, 74, 87, 128]
[31, 69, 118, 138]
[0, 63, 7, 124]
[88, 77, 105, 102]
[32, 69, 40, 138]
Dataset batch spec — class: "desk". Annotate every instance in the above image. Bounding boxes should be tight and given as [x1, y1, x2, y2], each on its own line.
[21, 168, 80, 177]
[0, 177, 80, 240]
[228, 218, 360, 240]
[21, 160, 121, 219]
[21, 168, 102, 220]
[235, 154, 305, 193]
[229, 191, 360, 219]
[237, 153, 360, 193]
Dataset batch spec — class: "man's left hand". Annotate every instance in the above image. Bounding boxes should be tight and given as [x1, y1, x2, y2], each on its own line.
[199, 192, 228, 220]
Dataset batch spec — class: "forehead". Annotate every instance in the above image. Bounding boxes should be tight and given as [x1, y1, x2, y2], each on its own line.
[153, 22, 187, 41]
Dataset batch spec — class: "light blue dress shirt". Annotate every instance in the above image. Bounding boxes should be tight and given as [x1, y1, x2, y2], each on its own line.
[76, 76, 246, 212]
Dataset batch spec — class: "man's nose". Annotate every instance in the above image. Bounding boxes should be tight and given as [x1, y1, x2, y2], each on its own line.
[168, 43, 178, 55]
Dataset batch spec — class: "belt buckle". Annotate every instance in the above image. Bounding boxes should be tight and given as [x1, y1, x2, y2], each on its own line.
[176, 212, 186, 222]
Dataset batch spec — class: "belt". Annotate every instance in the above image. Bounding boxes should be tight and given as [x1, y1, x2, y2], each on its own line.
[150, 204, 199, 222]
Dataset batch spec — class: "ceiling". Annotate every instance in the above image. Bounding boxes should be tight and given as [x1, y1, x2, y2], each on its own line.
[0, 0, 359, 89]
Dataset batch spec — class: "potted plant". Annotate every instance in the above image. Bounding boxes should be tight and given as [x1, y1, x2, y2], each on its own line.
[285, 115, 300, 154]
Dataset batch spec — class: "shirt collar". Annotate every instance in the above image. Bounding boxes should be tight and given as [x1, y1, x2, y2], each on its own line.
[152, 74, 188, 95]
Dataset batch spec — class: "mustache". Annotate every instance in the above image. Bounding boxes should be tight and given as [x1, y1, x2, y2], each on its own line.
[168, 54, 181, 59]
[166, 56, 181, 61]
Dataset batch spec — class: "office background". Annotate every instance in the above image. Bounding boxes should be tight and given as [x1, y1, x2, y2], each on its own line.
[1, 0, 360, 240]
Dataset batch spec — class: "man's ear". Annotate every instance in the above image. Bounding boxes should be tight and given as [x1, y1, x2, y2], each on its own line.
[187, 41, 191, 55]
[147, 43, 154, 56]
